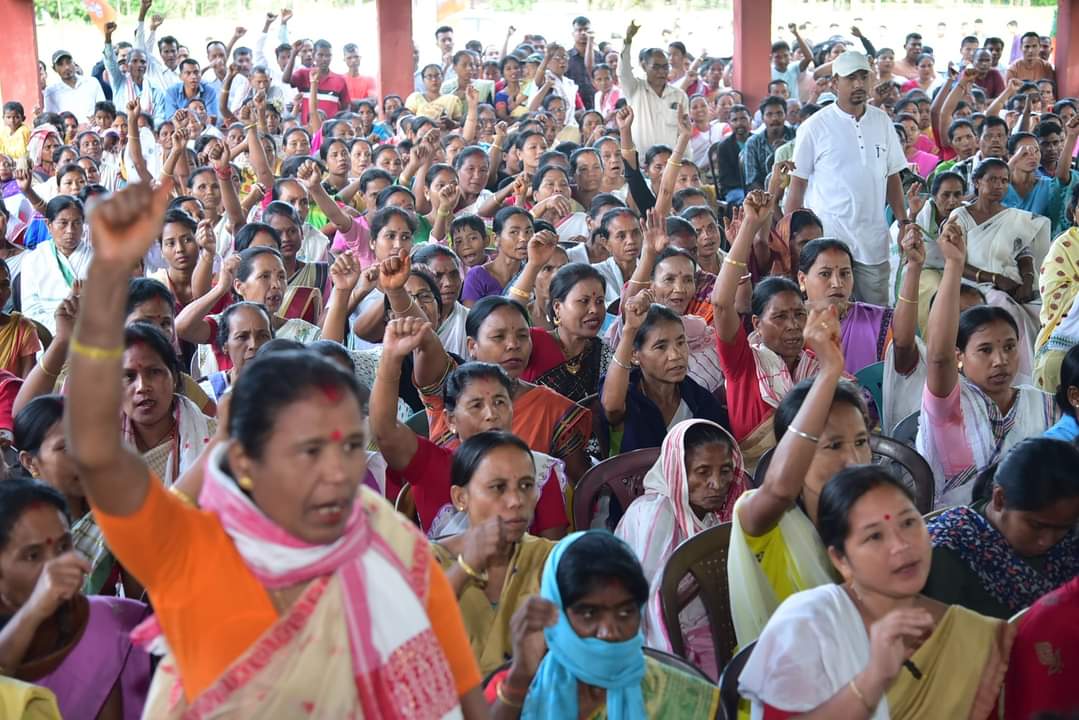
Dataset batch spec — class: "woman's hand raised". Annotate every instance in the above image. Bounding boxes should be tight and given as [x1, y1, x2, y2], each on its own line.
[379, 248, 411, 291]
[866, 607, 935, 689]
[803, 303, 844, 373]
[508, 595, 559, 683]
[622, 288, 654, 337]
[88, 179, 173, 270]
[382, 316, 432, 362]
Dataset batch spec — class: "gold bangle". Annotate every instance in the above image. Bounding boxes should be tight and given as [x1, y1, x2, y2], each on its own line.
[627, 278, 650, 286]
[496, 680, 525, 708]
[39, 363, 60, 378]
[611, 355, 633, 371]
[848, 679, 874, 713]
[390, 295, 417, 318]
[786, 425, 820, 444]
[170, 486, 197, 507]
[723, 257, 748, 269]
[897, 295, 917, 305]
[456, 554, 489, 586]
[436, 209, 452, 218]
[70, 338, 124, 361]
[507, 286, 530, 300]
[243, 122, 257, 132]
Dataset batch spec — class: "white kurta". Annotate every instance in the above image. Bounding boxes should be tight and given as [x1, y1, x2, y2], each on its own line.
[20, 240, 92, 333]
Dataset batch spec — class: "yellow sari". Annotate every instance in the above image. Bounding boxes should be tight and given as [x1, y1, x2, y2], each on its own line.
[432, 535, 554, 675]
[0, 312, 40, 374]
[1035, 226, 1079, 390]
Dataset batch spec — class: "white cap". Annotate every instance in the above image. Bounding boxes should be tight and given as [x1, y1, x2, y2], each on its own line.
[833, 51, 871, 77]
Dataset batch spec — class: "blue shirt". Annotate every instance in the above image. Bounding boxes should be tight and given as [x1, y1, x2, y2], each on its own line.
[163, 81, 220, 122]
[1003, 176, 1059, 221]
[1044, 413, 1079, 442]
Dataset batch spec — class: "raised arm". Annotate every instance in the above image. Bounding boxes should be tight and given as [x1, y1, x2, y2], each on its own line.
[892, 223, 924, 375]
[65, 181, 172, 516]
[461, 85, 480, 143]
[623, 209, 667, 301]
[244, 95, 275, 190]
[370, 318, 428, 470]
[299, 160, 352, 232]
[736, 304, 845, 536]
[191, 219, 216, 300]
[125, 101, 153, 185]
[711, 190, 771, 342]
[986, 77, 1022, 119]
[653, 112, 691, 217]
[790, 24, 814, 73]
[103, 23, 123, 94]
[934, 69, 971, 151]
[208, 143, 245, 233]
[1058, 114, 1079, 183]
[506, 229, 559, 301]
[601, 289, 652, 427]
[13, 294, 78, 416]
[176, 255, 239, 344]
[282, 39, 302, 86]
[618, 21, 640, 90]
[321, 257, 376, 343]
[925, 220, 965, 399]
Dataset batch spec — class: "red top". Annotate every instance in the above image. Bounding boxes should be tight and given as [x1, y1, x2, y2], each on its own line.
[0, 371, 22, 432]
[344, 74, 378, 101]
[715, 325, 774, 442]
[290, 67, 351, 123]
[385, 435, 567, 535]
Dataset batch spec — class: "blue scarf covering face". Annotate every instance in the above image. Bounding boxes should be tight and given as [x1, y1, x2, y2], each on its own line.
[520, 531, 648, 720]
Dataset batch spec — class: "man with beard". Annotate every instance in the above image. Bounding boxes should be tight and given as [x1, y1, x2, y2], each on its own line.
[787, 51, 908, 305]
[44, 50, 106, 121]
[713, 104, 751, 204]
[946, 115, 1008, 188]
[743, 96, 795, 190]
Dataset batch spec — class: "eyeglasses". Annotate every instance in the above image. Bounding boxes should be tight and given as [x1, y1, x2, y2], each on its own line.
[410, 291, 437, 304]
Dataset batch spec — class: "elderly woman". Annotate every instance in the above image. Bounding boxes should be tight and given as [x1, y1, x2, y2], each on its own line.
[198, 302, 275, 402]
[413, 243, 469, 357]
[372, 317, 568, 540]
[261, 201, 330, 324]
[920, 220, 1056, 507]
[616, 419, 748, 679]
[64, 182, 487, 717]
[0, 479, 151, 719]
[924, 438, 1079, 618]
[20, 196, 90, 334]
[740, 466, 1014, 719]
[488, 531, 720, 718]
[431, 431, 555, 675]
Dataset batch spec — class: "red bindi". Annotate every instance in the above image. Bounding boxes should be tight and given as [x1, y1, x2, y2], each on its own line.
[329, 429, 343, 442]
[883, 514, 892, 521]
[319, 383, 343, 403]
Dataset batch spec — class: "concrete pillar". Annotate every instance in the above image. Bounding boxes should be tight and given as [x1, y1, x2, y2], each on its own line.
[1057, 0, 1079, 98]
[0, 0, 41, 113]
[377, 0, 414, 101]
[733, 0, 772, 110]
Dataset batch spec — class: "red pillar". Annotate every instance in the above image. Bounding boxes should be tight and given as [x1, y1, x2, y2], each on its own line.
[1057, 0, 1079, 99]
[377, 0, 413, 101]
[0, 0, 41, 114]
[733, 0, 772, 110]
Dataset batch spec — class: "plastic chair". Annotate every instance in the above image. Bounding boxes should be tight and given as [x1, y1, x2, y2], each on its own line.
[577, 392, 610, 460]
[394, 483, 420, 526]
[642, 647, 715, 684]
[658, 522, 738, 674]
[890, 410, 920, 448]
[718, 641, 755, 720]
[871, 434, 934, 515]
[854, 361, 885, 418]
[572, 447, 659, 531]
[404, 409, 429, 439]
[751, 447, 774, 489]
[922, 505, 956, 523]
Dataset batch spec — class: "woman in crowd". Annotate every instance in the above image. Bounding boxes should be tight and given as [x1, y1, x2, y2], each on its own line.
[14, 395, 117, 595]
[950, 158, 1050, 383]
[488, 531, 720, 718]
[591, 207, 642, 307]
[740, 466, 1014, 719]
[519, 258, 611, 403]
[0, 258, 40, 377]
[149, 209, 212, 311]
[727, 304, 871, 645]
[20, 196, 90, 334]
[65, 182, 487, 717]
[198, 302, 275, 402]
[602, 292, 727, 454]
[798, 235, 921, 376]
[416, 295, 592, 483]
[431, 431, 555, 675]
[462, 206, 531, 306]
[412, 243, 470, 357]
[919, 220, 1056, 507]
[616, 419, 748, 679]
[923, 438, 1079, 618]
[903, 171, 967, 334]
[373, 317, 568, 540]
[1044, 343, 1079, 440]
[0, 479, 152, 720]
[714, 190, 819, 467]
[1034, 190, 1079, 391]
[752, 207, 823, 282]
[261, 200, 330, 324]
[528, 164, 582, 231]
[121, 322, 216, 485]
[407, 65, 463, 121]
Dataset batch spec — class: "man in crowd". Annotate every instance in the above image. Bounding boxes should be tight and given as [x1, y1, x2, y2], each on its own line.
[44, 50, 106, 120]
[619, 20, 689, 153]
[566, 16, 603, 110]
[343, 43, 378, 102]
[892, 32, 923, 79]
[744, 95, 795, 190]
[787, 51, 909, 305]
[103, 23, 166, 126]
[970, 48, 1005, 99]
[1008, 31, 1055, 82]
[284, 38, 350, 123]
[163, 57, 220, 120]
[135, 0, 180, 94]
[715, 104, 751, 203]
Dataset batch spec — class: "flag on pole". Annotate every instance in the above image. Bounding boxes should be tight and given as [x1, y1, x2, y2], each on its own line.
[436, 0, 465, 22]
[84, 0, 117, 34]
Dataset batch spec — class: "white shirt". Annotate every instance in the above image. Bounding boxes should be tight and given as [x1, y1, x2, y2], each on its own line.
[135, 21, 182, 96]
[20, 240, 93, 333]
[592, 256, 626, 306]
[43, 77, 106, 121]
[791, 103, 906, 265]
[526, 75, 580, 127]
[618, 45, 689, 153]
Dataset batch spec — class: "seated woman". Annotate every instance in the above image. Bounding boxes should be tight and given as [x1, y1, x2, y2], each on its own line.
[412, 243, 470, 357]
[431, 430, 555, 674]
[149, 208, 212, 310]
[591, 207, 642, 307]
[198, 302, 274, 402]
[415, 296, 592, 484]
[527, 164, 584, 235]
[1044, 343, 1079, 440]
[14, 395, 116, 595]
[728, 311, 871, 646]
[799, 237, 920, 377]
[1034, 190, 1079, 392]
[0, 258, 40, 377]
[176, 246, 322, 377]
[372, 317, 567, 540]
[919, 220, 1056, 508]
[750, 207, 823, 283]
[923, 438, 1079, 618]
[462, 206, 530, 307]
[615, 419, 748, 679]
[713, 190, 819, 467]
[1002, 574, 1079, 720]
[20, 196, 91, 334]
[739, 466, 1015, 719]
[950, 159, 1050, 383]
[488, 530, 720, 718]
[121, 323, 216, 485]
[602, 294, 727, 454]
[65, 182, 487, 718]
[516, 256, 612, 403]
[260, 201, 330, 324]
[0, 478, 151, 719]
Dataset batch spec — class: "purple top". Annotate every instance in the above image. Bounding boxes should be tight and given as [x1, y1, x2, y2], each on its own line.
[840, 301, 892, 375]
[462, 264, 508, 303]
[38, 596, 151, 720]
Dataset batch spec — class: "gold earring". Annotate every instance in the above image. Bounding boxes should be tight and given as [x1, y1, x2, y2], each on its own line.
[237, 475, 254, 490]
[957, 360, 964, 372]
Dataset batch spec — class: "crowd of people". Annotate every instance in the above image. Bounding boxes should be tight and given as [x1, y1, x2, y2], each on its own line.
[0, 3, 1076, 718]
